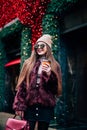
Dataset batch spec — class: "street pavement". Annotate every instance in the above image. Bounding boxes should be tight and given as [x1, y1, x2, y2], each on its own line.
[0, 112, 56, 130]
[0, 112, 87, 130]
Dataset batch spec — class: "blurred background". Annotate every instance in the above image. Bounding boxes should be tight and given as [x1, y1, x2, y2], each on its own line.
[0, 0, 87, 129]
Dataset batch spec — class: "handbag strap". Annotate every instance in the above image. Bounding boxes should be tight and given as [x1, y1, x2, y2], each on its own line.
[13, 114, 24, 120]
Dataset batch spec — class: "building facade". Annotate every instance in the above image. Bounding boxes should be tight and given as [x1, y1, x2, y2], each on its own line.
[0, 0, 87, 127]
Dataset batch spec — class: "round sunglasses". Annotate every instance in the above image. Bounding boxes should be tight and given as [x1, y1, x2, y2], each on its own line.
[34, 44, 46, 50]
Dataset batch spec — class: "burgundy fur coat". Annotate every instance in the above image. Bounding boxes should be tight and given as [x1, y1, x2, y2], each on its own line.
[13, 60, 60, 111]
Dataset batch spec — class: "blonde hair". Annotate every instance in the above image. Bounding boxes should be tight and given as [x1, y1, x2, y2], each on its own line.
[16, 44, 62, 95]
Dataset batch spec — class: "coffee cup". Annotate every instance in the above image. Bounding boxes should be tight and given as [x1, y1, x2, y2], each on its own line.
[42, 59, 50, 66]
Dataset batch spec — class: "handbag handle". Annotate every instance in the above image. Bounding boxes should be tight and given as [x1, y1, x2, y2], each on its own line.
[13, 114, 24, 120]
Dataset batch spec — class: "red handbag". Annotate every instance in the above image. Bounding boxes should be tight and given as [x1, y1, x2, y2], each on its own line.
[5, 115, 29, 130]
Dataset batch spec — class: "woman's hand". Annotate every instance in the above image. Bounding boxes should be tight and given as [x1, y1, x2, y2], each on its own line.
[42, 61, 51, 74]
[15, 111, 24, 118]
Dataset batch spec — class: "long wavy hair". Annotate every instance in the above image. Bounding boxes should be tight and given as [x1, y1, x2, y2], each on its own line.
[16, 44, 62, 94]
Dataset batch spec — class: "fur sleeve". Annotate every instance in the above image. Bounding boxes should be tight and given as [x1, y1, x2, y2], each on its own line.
[13, 81, 27, 111]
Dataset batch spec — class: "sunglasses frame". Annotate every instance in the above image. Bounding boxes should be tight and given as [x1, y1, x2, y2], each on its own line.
[34, 44, 46, 50]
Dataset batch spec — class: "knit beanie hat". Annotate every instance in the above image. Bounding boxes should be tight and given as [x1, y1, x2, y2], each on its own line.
[36, 34, 53, 48]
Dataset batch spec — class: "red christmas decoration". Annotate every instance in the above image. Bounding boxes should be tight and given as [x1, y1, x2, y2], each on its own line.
[0, 0, 50, 47]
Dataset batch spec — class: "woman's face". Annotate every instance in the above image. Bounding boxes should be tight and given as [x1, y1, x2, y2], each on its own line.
[34, 42, 47, 56]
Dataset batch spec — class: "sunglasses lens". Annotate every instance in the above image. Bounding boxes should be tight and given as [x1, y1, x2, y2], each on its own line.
[34, 44, 45, 49]
[34, 45, 38, 49]
[40, 44, 45, 49]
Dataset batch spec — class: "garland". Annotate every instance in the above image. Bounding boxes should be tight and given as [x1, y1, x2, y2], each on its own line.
[18, 0, 50, 46]
[0, 0, 50, 47]
[21, 27, 32, 67]
[0, 39, 7, 111]
[42, 14, 60, 61]
[47, 0, 78, 14]
[0, 20, 23, 38]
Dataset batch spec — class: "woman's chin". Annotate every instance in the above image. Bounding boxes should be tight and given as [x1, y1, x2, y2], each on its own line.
[37, 52, 45, 55]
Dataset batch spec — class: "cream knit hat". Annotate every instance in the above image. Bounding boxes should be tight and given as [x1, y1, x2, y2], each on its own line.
[36, 34, 53, 48]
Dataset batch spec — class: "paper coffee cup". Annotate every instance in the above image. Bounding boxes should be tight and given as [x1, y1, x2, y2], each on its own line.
[42, 60, 50, 66]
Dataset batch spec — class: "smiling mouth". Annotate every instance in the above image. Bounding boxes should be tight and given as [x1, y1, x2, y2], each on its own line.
[37, 49, 43, 52]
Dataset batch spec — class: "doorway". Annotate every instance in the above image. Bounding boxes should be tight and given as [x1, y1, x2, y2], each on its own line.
[62, 25, 87, 122]
[5, 64, 20, 113]
[2, 31, 21, 113]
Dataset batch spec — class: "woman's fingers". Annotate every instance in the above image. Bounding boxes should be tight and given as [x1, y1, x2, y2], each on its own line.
[15, 111, 24, 118]
[42, 64, 51, 72]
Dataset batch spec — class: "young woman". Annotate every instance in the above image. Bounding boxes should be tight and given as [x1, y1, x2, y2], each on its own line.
[13, 34, 62, 130]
